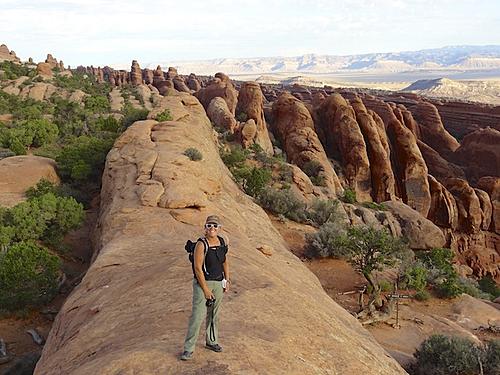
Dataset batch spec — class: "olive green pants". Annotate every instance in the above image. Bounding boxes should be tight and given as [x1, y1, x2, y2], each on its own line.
[183, 279, 224, 353]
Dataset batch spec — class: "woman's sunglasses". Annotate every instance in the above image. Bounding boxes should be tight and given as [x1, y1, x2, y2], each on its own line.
[205, 223, 220, 229]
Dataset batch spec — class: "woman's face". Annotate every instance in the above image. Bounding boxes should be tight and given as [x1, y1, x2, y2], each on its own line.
[204, 223, 220, 238]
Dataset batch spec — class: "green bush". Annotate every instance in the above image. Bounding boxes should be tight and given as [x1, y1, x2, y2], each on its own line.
[258, 188, 307, 222]
[413, 334, 483, 375]
[84, 95, 110, 113]
[51, 97, 86, 136]
[362, 202, 387, 211]
[0, 241, 61, 311]
[302, 160, 322, 178]
[306, 198, 339, 227]
[402, 263, 428, 292]
[57, 135, 115, 184]
[221, 145, 249, 168]
[25, 179, 57, 199]
[341, 188, 357, 204]
[436, 275, 464, 298]
[93, 116, 120, 133]
[121, 104, 149, 128]
[236, 112, 248, 122]
[53, 73, 111, 96]
[0, 61, 36, 80]
[479, 275, 500, 298]
[414, 290, 430, 301]
[183, 147, 203, 161]
[306, 221, 344, 258]
[483, 339, 500, 375]
[155, 109, 173, 122]
[378, 279, 393, 292]
[243, 167, 272, 197]
[458, 277, 493, 300]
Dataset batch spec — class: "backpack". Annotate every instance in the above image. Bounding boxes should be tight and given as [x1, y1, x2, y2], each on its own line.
[184, 236, 227, 276]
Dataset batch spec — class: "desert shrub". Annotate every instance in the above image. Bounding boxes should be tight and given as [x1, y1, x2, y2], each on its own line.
[457, 277, 492, 300]
[220, 145, 249, 168]
[341, 188, 357, 204]
[33, 142, 61, 160]
[25, 179, 57, 199]
[0, 61, 36, 80]
[483, 339, 500, 375]
[362, 202, 387, 211]
[250, 143, 263, 154]
[22, 118, 59, 147]
[51, 97, 86, 136]
[39, 194, 84, 245]
[242, 167, 272, 197]
[378, 279, 393, 292]
[236, 112, 248, 122]
[413, 334, 482, 375]
[0, 241, 61, 311]
[53, 73, 111, 96]
[306, 221, 345, 258]
[478, 275, 500, 299]
[414, 290, 431, 301]
[84, 95, 110, 113]
[121, 104, 149, 128]
[401, 263, 428, 292]
[258, 188, 307, 222]
[155, 109, 173, 122]
[417, 248, 463, 298]
[56, 135, 115, 184]
[306, 198, 339, 227]
[183, 147, 203, 161]
[8, 137, 26, 155]
[277, 163, 293, 183]
[93, 115, 120, 133]
[302, 160, 322, 178]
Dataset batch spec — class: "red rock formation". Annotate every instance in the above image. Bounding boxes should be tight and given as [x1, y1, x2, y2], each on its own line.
[417, 140, 465, 183]
[130, 60, 143, 86]
[445, 178, 483, 234]
[351, 96, 396, 202]
[315, 94, 372, 202]
[45, 53, 58, 69]
[363, 96, 431, 217]
[187, 73, 201, 92]
[0, 44, 20, 63]
[452, 127, 500, 183]
[36, 62, 53, 77]
[143, 69, 154, 85]
[195, 72, 238, 115]
[394, 104, 421, 139]
[236, 82, 273, 154]
[240, 119, 257, 149]
[207, 97, 237, 133]
[474, 188, 493, 231]
[173, 76, 190, 93]
[477, 177, 500, 234]
[272, 92, 343, 196]
[413, 101, 459, 158]
[428, 175, 458, 229]
[166, 67, 178, 79]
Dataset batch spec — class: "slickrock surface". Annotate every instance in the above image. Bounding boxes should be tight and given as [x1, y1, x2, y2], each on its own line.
[35, 92, 405, 375]
[0, 156, 59, 207]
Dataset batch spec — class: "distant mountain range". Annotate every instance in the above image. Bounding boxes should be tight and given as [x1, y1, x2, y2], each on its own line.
[143, 45, 500, 76]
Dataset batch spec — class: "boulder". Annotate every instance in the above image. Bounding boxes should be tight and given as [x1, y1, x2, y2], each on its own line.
[173, 76, 190, 93]
[240, 119, 257, 149]
[36, 62, 52, 77]
[0, 44, 20, 63]
[195, 72, 238, 115]
[0, 156, 59, 207]
[272, 92, 343, 197]
[236, 82, 273, 154]
[186, 73, 201, 92]
[207, 97, 237, 133]
[35, 92, 405, 375]
[383, 201, 446, 249]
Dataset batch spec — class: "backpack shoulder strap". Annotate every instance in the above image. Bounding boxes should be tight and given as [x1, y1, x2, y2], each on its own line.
[217, 235, 226, 247]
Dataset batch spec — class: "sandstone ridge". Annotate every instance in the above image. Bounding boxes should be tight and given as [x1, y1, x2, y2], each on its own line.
[35, 92, 405, 374]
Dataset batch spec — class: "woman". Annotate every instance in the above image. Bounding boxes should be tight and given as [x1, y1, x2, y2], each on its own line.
[181, 215, 230, 361]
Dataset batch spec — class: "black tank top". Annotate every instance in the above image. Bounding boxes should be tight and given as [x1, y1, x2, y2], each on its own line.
[198, 237, 227, 281]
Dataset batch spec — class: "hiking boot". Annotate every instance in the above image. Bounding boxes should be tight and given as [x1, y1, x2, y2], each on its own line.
[205, 343, 223, 352]
[180, 351, 193, 361]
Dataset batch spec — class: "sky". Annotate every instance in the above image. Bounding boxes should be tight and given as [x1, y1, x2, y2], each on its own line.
[1, 0, 499, 67]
